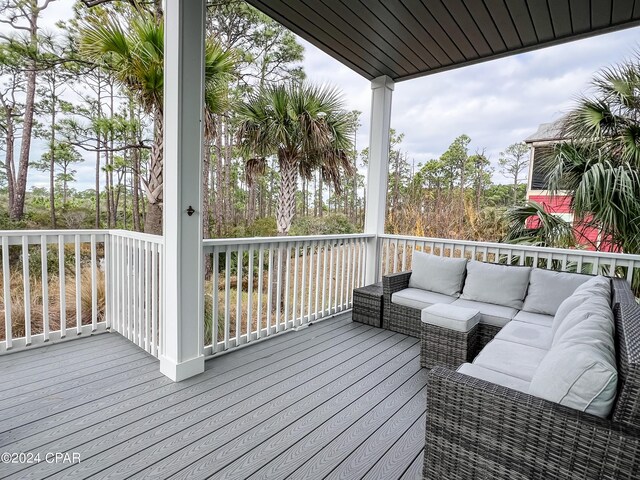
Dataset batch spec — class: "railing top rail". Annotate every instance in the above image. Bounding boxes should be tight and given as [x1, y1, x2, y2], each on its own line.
[203, 232, 374, 248]
[107, 229, 164, 244]
[0, 229, 163, 245]
[0, 229, 110, 236]
[380, 233, 640, 262]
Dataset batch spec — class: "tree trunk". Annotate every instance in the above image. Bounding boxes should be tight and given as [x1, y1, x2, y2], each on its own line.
[127, 97, 140, 231]
[214, 123, 224, 236]
[224, 122, 234, 229]
[318, 172, 323, 217]
[123, 170, 128, 229]
[144, 108, 164, 235]
[4, 109, 15, 215]
[11, 67, 36, 220]
[104, 152, 111, 228]
[276, 153, 297, 236]
[247, 184, 256, 225]
[459, 162, 465, 230]
[202, 141, 212, 277]
[132, 147, 141, 231]
[62, 167, 68, 206]
[268, 164, 274, 217]
[95, 73, 102, 229]
[49, 145, 56, 227]
[105, 143, 113, 228]
[202, 140, 211, 238]
[47, 83, 57, 228]
[351, 155, 357, 224]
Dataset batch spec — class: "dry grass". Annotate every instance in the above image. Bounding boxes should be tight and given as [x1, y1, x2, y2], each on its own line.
[0, 267, 106, 341]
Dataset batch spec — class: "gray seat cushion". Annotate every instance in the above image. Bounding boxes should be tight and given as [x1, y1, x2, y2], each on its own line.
[458, 362, 530, 394]
[495, 320, 553, 350]
[391, 288, 456, 310]
[408, 252, 467, 297]
[473, 339, 547, 381]
[513, 310, 554, 327]
[522, 269, 591, 316]
[421, 303, 481, 333]
[460, 261, 531, 309]
[451, 298, 518, 327]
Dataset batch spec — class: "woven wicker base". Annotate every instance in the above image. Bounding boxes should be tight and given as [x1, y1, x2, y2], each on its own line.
[421, 323, 479, 369]
[387, 303, 422, 337]
[475, 324, 501, 357]
[352, 283, 383, 327]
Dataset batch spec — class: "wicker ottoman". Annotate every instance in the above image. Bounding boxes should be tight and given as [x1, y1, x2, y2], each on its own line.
[352, 283, 383, 327]
[420, 303, 480, 369]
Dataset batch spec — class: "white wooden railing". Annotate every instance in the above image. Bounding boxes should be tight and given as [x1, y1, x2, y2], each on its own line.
[106, 230, 164, 357]
[379, 234, 640, 285]
[202, 234, 373, 356]
[0, 230, 109, 353]
[0, 229, 164, 357]
[3, 228, 638, 359]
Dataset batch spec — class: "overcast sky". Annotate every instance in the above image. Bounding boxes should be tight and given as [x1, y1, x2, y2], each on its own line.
[24, 6, 640, 189]
[299, 26, 640, 184]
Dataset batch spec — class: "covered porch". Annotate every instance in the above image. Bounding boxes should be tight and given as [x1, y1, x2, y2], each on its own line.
[3, 1, 640, 479]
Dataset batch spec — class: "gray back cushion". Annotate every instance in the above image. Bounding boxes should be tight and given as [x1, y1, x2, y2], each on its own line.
[461, 261, 531, 309]
[408, 252, 467, 297]
[522, 269, 592, 316]
[529, 342, 617, 418]
[530, 274, 617, 418]
[551, 275, 612, 340]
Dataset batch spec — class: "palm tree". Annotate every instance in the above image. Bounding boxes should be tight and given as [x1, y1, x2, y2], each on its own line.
[236, 82, 355, 236]
[503, 202, 575, 248]
[543, 56, 640, 253]
[80, 14, 235, 234]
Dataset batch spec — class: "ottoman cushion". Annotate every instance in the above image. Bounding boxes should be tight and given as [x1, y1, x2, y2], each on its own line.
[421, 303, 480, 333]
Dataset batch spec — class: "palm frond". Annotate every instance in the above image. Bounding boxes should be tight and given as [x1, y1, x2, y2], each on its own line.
[236, 81, 355, 193]
[503, 202, 576, 248]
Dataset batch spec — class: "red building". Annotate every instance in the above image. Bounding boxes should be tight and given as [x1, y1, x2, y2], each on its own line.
[524, 120, 612, 251]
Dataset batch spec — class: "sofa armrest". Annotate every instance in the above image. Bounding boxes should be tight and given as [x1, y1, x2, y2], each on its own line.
[382, 271, 411, 302]
[424, 366, 640, 480]
[612, 277, 636, 306]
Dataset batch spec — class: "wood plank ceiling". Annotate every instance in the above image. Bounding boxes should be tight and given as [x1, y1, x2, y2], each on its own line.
[245, 0, 640, 82]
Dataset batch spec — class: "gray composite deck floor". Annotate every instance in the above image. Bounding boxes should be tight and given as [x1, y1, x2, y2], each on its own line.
[0, 314, 427, 480]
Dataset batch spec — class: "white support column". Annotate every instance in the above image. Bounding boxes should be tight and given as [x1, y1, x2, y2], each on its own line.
[160, 0, 206, 381]
[364, 75, 394, 284]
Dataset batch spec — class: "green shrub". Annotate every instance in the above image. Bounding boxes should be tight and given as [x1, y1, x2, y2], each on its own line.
[289, 214, 357, 236]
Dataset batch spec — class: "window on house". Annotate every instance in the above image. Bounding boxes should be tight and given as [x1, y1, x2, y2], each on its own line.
[530, 146, 554, 190]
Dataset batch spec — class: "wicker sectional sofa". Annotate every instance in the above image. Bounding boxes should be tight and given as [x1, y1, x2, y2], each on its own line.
[381, 252, 640, 478]
[424, 277, 640, 479]
[383, 253, 583, 349]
